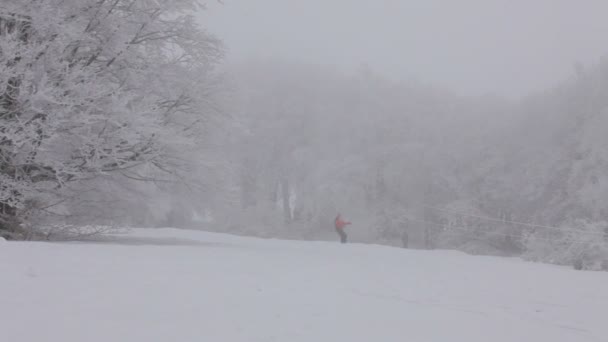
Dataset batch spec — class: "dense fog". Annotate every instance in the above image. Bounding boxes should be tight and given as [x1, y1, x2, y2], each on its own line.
[2, 0, 608, 269]
[202, 0, 608, 97]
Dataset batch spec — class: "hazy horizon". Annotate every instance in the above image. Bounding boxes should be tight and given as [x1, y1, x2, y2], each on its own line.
[201, 0, 608, 98]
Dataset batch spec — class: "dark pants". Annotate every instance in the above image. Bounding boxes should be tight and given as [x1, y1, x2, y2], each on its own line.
[336, 227, 347, 243]
[401, 232, 409, 248]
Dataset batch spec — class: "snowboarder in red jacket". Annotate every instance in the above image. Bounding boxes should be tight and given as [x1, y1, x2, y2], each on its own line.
[334, 214, 351, 243]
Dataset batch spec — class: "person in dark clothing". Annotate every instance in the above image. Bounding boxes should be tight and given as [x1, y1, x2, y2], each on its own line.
[401, 231, 409, 248]
[334, 214, 351, 243]
[401, 219, 410, 248]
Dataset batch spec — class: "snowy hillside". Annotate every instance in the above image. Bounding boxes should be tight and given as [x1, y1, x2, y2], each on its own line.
[1, 228, 607, 342]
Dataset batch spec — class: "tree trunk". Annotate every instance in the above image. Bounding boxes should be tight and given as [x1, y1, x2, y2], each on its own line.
[240, 170, 256, 209]
[281, 177, 291, 224]
[0, 201, 20, 239]
[0, 14, 29, 239]
[423, 183, 434, 250]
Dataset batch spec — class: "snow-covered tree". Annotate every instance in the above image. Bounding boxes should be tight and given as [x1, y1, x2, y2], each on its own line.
[0, 0, 223, 238]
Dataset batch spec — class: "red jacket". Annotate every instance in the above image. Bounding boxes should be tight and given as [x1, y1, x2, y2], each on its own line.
[335, 215, 351, 230]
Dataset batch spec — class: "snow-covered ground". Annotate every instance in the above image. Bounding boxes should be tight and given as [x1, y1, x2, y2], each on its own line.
[1, 228, 607, 342]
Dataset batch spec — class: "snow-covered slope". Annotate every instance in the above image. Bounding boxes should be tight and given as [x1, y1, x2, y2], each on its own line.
[1, 228, 607, 342]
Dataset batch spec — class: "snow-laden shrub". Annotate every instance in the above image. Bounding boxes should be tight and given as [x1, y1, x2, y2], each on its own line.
[523, 220, 608, 270]
[434, 201, 524, 256]
[23, 224, 121, 241]
[212, 202, 284, 238]
[371, 208, 411, 247]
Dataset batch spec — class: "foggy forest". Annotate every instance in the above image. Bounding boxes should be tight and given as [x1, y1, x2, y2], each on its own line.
[1, 1, 608, 341]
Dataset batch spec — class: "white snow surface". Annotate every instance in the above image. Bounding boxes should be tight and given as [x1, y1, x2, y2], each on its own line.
[1, 228, 607, 342]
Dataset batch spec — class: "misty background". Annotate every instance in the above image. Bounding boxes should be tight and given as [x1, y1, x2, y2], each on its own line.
[2, 0, 608, 270]
[202, 0, 608, 98]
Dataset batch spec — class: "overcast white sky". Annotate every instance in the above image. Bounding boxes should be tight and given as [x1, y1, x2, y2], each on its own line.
[200, 0, 608, 98]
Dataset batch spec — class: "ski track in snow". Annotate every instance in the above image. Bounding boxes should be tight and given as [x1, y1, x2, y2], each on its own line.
[1, 228, 607, 342]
